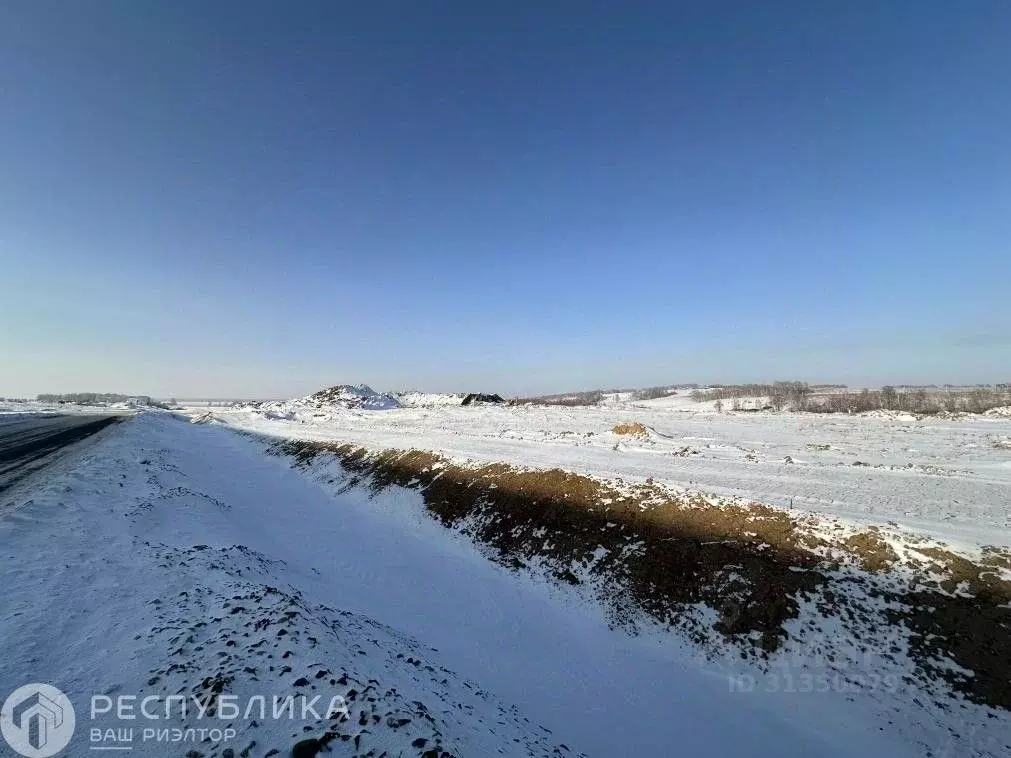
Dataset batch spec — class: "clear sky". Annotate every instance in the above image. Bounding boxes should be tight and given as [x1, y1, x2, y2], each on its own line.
[1, 2, 1008, 398]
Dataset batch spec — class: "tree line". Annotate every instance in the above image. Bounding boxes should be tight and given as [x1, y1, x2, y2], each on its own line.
[807, 386, 1010, 415]
[690, 383, 1010, 414]
[36, 392, 156, 406]
[691, 382, 814, 410]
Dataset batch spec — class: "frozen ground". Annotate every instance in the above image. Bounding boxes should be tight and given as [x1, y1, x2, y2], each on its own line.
[0, 399, 146, 418]
[3, 399, 1009, 757]
[0, 413, 950, 757]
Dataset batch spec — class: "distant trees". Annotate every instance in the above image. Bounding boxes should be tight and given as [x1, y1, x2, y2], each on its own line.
[688, 382, 1010, 415]
[516, 385, 688, 406]
[36, 392, 154, 406]
[881, 386, 898, 410]
[519, 382, 1010, 415]
[770, 381, 812, 410]
[690, 382, 811, 410]
[512, 390, 605, 407]
[691, 384, 775, 403]
[631, 386, 677, 401]
[807, 386, 1010, 415]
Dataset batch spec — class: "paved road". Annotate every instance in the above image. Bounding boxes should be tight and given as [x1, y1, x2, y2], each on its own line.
[0, 414, 122, 493]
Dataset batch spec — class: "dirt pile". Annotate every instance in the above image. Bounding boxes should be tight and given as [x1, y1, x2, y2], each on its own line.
[612, 422, 649, 437]
[461, 393, 505, 406]
[305, 385, 400, 411]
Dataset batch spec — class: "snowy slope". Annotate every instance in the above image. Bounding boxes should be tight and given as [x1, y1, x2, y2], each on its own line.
[248, 385, 402, 421]
[1, 414, 974, 757]
[395, 392, 466, 408]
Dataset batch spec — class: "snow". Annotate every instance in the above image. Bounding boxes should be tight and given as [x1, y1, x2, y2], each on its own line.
[188, 398, 1011, 553]
[4, 396, 1011, 757]
[257, 384, 403, 415]
[395, 392, 466, 408]
[1, 413, 979, 757]
[0, 400, 135, 417]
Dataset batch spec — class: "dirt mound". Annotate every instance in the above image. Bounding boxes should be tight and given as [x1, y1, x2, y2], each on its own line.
[612, 422, 649, 437]
[461, 393, 505, 406]
[305, 384, 400, 411]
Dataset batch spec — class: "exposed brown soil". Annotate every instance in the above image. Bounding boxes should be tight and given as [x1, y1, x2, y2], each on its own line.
[842, 529, 898, 572]
[885, 543, 1011, 708]
[981, 546, 1011, 571]
[270, 439, 1011, 710]
[889, 588, 1011, 710]
[277, 439, 820, 653]
[612, 422, 649, 437]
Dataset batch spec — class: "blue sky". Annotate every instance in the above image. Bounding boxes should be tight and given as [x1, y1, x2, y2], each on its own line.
[1, 2, 1008, 398]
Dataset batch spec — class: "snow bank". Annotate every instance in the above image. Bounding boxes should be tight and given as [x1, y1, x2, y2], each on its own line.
[235, 384, 402, 421]
[859, 409, 919, 421]
[395, 391, 465, 408]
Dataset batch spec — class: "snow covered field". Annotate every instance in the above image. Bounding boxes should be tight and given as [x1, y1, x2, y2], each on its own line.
[0, 399, 137, 419]
[2, 399, 1009, 757]
[196, 392, 1011, 553]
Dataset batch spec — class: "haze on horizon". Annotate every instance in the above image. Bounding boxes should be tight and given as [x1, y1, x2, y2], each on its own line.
[2, 2, 1009, 399]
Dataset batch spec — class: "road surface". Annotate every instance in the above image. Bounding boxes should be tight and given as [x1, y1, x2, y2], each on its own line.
[0, 414, 122, 493]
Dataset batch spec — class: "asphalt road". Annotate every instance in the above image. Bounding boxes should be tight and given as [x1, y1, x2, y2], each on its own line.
[0, 414, 122, 493]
